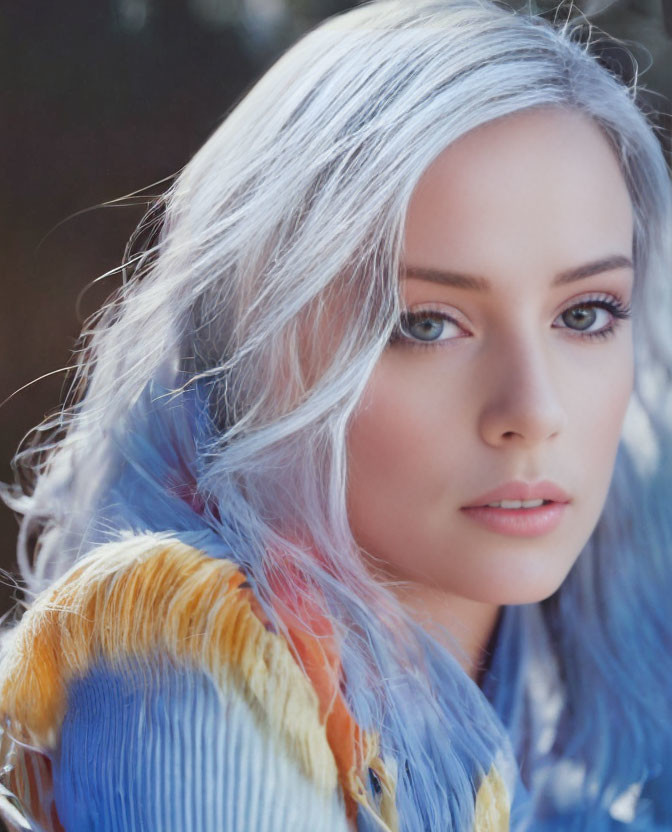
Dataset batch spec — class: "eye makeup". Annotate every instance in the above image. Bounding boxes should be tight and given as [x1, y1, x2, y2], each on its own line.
[554, 293, 631, 342]
[388, 292, 632, 349]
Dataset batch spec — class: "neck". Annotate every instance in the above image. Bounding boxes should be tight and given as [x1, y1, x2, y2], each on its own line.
[388, 582, 501, 683]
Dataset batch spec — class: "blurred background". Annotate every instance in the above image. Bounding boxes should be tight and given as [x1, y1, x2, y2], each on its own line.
[1, 0, 671, 623]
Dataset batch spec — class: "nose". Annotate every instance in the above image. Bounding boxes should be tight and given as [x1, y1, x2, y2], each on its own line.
[477, 333, 568, 447]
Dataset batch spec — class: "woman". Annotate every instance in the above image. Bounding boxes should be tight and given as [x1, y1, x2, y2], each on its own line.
[0, 0, 670, 829]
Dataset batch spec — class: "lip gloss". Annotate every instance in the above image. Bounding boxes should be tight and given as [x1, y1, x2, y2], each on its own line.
[460, 502, 568, 537]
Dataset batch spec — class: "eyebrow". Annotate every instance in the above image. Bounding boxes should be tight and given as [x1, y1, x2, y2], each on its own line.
[402, 254, 634, 291]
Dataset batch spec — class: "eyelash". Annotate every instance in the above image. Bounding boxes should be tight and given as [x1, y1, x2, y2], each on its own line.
[389, 294, 632, 349]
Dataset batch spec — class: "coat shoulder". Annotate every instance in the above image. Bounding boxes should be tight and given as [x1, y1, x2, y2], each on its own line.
[0, 533, 398, 832]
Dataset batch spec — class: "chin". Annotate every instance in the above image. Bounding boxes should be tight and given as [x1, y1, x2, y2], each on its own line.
[459, 569, 574, 606]
[493, 583, 564, 606]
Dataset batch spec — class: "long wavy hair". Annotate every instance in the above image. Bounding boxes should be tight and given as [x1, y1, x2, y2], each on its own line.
[3, 0, 672, 828]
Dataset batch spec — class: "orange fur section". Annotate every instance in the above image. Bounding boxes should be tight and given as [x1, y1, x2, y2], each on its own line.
[0, 535, 338, 791]
[269, 556, 399, 830]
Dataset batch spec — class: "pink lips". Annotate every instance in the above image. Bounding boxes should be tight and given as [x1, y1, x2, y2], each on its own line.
[460, 479, 571, 538]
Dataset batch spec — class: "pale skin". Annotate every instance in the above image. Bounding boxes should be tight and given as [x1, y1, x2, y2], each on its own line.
[346, 107, 635, 680]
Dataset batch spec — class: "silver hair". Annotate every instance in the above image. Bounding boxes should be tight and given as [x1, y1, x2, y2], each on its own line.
[4, 0, 671, 652]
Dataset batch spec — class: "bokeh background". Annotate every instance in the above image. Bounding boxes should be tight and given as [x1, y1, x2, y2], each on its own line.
[1, 0, 671, 625]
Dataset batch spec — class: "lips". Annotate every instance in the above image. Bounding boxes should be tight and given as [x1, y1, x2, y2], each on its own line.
[461, 479, 571, 508]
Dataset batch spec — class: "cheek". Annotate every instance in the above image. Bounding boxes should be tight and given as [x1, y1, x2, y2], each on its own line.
[569, 339, 634, 487]
[345, 358, 459, 567]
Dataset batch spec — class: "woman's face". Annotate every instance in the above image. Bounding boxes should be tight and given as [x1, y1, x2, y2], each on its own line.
[346, 107, 634, 605]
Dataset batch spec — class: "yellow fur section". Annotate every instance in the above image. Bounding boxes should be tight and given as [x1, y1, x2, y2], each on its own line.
[0, 534, 339, 793]
[364, 755, 400, 832]
[474, 764, 510, 831]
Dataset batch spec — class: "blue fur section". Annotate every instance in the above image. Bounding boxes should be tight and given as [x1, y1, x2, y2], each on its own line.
[52, 657, 351, 832]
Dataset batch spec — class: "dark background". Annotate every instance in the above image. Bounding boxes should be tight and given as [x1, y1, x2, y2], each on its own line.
[1, 0, 671, 624]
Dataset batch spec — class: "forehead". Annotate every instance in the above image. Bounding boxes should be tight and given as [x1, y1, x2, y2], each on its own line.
[403, 107, 634, 285]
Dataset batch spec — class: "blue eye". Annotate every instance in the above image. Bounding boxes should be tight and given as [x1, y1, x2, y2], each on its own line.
[553, 297, 632, 340]
[388, 295, 632, 349]
[391, 310, 462, 344]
